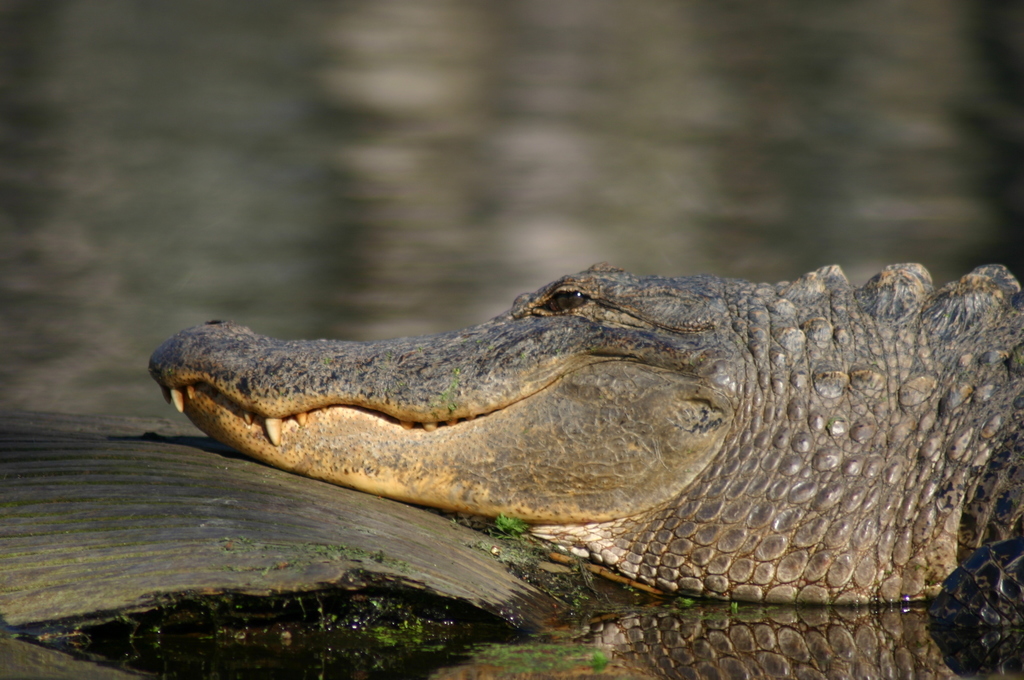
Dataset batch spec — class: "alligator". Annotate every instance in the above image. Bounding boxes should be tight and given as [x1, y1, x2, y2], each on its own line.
[150, 262, 1024, 625]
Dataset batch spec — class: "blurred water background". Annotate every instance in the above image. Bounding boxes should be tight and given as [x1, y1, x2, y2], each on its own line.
[0, 0, 1020, 417]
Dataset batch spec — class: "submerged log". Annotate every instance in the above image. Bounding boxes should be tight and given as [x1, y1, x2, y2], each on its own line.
[0, 411, 558, 633]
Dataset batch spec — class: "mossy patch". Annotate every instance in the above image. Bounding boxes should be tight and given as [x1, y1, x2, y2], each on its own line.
[492, 513, 529, 539]
[432, 367, 462, 413]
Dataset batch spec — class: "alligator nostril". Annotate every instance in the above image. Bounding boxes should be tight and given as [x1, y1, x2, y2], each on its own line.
[205, 320, 225, 325]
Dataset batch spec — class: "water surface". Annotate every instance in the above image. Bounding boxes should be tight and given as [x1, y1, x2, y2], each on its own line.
[0, 0, 1001, 417]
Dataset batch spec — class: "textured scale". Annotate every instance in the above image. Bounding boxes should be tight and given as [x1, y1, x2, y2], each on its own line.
[533, 264, 1024, 606]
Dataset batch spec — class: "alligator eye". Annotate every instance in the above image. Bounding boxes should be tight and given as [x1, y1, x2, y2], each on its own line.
[547, 291, 588, 312]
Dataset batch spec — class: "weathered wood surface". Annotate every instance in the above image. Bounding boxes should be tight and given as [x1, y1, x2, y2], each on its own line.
[0, 411, 557, 632]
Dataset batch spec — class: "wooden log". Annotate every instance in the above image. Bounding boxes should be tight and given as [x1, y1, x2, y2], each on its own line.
[0, 411, 558, 633]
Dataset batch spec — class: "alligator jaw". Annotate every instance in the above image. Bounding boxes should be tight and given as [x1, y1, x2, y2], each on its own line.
[170, 366, 730, 523]
[150, 318, 734, 524]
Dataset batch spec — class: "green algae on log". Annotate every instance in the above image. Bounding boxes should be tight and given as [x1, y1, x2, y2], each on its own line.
[0, 411, 558, 633]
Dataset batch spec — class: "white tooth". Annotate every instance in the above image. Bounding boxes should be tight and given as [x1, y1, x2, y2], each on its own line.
[265, 417, 282, 446]
[295, 412, 308, 427]
[242, 411, 253, 425]
[170, 388, 185, 413]
[400, 420, 414, 430]
[423, 422, 438, 432]
[161, 386, 172, 404]
[446, 418, 458, 426]
[186, 384, 196, 400]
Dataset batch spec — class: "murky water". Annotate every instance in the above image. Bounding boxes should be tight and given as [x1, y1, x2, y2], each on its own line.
[0, 1, 1017, 677]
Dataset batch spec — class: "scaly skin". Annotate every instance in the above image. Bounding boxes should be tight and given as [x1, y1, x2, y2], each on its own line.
[150, 262, 1024, 610]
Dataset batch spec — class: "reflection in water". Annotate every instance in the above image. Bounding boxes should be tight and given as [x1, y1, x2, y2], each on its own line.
[593, 607, 949, 679]
[439, 605, 996, 679]
[0, 0, 1001, 417]
[442, 606, 1024, 679]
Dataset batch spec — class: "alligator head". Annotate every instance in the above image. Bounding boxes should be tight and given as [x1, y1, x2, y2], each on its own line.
[151, 262, 1024, 606]
[149, 263, 737, 524]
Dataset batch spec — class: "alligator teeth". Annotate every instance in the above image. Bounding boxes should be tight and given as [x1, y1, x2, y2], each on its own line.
[465, 414, 476, 421]
[423, 422, 438, 432]
[170, 388, 185, 413]
[186, 384, 196, 400]
[295, 412, 308, 427]
[399, 420, 414, 430]
[446, 418, 458, 426]
[242, 411, 253, 426]
[265, 417, 282, 446]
